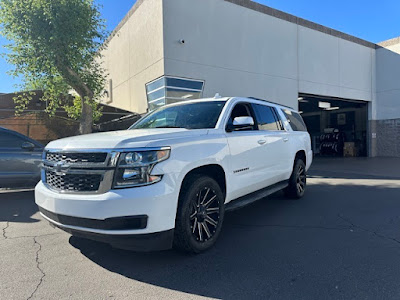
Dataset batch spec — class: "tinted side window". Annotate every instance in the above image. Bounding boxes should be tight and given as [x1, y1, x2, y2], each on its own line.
[252, 104, 280, 131]
[0, 132, 26, 148]
[282, 109, 307, 132]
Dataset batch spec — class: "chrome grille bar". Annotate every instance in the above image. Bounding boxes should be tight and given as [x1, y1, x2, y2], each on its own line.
[42, 149, 119, 194]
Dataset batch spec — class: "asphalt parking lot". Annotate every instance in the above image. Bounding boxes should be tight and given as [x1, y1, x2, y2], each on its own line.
[1, 158, 400, 300]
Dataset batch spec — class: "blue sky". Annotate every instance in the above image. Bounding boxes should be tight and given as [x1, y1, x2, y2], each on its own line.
[1, 0, 400, 93]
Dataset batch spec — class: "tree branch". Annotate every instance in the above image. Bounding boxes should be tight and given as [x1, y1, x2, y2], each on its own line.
[64, 66, 94, 99]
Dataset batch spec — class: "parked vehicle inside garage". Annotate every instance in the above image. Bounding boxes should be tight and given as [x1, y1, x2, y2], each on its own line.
[0, 127, 44, 189]
[35, 96, 312, 253]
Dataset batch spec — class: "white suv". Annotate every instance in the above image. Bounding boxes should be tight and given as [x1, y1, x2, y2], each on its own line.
[35, 97, 312, 253]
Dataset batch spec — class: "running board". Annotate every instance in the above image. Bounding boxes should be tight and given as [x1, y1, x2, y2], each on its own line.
[225, 180, 289, 211]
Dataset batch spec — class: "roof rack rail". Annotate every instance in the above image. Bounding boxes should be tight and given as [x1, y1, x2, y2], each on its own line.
[247, 97, 294, 110]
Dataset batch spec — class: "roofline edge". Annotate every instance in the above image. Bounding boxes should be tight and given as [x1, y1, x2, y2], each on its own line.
[223, 0, 377, 49]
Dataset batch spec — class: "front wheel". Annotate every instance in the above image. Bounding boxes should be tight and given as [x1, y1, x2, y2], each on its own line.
[284, 159, 307, 199]
[173, 175, 225, 253]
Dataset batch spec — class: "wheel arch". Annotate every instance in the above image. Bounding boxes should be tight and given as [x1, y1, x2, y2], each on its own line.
[179, 164, 227, 201]
[295, 150, 306, 166]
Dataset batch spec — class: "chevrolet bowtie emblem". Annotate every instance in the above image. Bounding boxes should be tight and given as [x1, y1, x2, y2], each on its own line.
[54, 162, 70, 174]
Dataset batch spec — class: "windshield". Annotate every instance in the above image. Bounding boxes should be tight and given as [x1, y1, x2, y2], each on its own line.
[130, 101, 226, 130]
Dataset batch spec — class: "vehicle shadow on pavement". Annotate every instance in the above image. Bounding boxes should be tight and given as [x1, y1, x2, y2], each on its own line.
[0, 191, 39, 224]
[309, 157, 400, 180]
[69, 177, 400, 300]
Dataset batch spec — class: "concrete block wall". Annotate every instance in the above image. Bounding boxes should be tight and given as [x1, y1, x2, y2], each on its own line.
[370, 119, 400, 157]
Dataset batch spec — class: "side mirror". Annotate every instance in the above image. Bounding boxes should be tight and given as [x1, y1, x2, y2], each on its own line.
[226, 116, 255, 132]
[21, 142, 35, 151]
[233, 116, 254, 126]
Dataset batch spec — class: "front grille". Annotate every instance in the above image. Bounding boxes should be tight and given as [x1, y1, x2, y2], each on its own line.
[46, 152, 108, 164]
[45, 171, 102, 192]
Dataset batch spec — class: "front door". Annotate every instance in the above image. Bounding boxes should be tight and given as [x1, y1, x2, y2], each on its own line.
[225, 102, 271, 200]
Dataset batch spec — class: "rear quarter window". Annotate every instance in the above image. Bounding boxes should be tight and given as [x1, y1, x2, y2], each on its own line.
[282, 109, 307, 132]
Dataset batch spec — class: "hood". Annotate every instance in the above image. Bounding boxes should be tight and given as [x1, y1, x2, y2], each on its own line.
[46, 128, 209, 150]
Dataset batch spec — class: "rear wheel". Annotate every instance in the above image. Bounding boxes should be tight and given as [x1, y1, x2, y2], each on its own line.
[284, 159, 306, 199]
[173, 175, 225, 253]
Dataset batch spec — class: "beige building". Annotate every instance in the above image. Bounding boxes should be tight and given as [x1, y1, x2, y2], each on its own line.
[101, 0, 400, 157]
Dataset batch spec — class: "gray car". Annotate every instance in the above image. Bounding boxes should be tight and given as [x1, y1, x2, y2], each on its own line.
[0, 127, 44, 189]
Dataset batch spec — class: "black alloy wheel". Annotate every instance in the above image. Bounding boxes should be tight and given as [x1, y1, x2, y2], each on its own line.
[284, 159, 307, 199]
[296, 163, 306, 195]
[174, 175, 225, 253]
[190, 186, 220, 242]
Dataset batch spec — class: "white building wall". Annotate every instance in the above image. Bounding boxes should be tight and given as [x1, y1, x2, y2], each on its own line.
[163, 0, 298, 108]
[100, 0, 400, 124]
[99, 0, 400, 156]
[370, 42, 400, 157]
[101, 0, 164, 114]
[375, 46, 400, 120]
[163, 0, 375, 112]
[298, 27, 373, 102]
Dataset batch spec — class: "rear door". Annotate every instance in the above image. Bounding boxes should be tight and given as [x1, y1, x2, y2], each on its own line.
[0, 130, 43, 188]
[251, 103, 292, 182]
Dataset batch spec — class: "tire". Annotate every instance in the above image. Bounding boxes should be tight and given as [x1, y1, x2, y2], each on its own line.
[173, 175, 225, 253]
[284, 159, 307, 199]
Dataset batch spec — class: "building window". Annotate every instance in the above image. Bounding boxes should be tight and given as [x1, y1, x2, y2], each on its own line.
[145, 76, 205, 111]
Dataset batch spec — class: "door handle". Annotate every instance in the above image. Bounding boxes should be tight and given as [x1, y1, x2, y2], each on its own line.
[283, 138, 289, 142]
[258, 140, 266, 145]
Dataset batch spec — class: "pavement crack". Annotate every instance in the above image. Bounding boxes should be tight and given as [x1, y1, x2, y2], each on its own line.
[338, 214, 400, 245]
[2, 214, 20, 240]
[27, 237, 46, 300]
[2, 221, 10, 239]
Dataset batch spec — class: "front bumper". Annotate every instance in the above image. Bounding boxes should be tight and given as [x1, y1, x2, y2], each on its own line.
[39, 207, 148, 230]
[35, 173, 180, 251]
[48, 217, 174, 252]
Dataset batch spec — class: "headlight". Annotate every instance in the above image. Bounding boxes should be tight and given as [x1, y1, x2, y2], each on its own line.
[113, 148, 170, 188]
